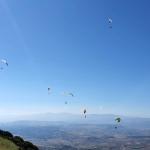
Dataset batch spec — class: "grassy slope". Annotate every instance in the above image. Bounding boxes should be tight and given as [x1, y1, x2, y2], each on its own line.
[0, 137, 19, 150]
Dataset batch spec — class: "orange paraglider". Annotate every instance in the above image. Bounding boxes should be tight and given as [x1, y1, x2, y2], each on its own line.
[48, 87, 50, 94]
[84, 109, 86, 118]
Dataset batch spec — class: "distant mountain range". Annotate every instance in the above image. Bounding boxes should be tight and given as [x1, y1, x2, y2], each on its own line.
[0, 112, 150, 127]
[0, 113, 150, 150]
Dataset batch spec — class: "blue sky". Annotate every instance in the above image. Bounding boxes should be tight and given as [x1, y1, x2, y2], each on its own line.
[0, 0, 150, 117]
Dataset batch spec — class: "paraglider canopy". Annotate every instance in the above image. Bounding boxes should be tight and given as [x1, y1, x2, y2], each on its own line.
[0, 60, 8, 69]
[61, 92, 74, 97]
[108, 18, 112, 22]
[115, 117, 121, 123]
[115, 117, 121, 129]
[84, 109, 86, 118]
[108, 19, 112, 28]
[48, 87, 50, 94]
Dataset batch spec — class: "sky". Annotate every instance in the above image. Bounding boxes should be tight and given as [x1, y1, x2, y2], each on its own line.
[0, 0, 150, 117]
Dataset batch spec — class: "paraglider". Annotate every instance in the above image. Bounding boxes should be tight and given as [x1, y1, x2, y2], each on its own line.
[115, 117, 121, 122]
[61, 92, 74, 104]
[0, 60, 8, 69]
[108, 19, 112, 28]
[115, 117, 121, 129]
[48, 87, 50, 94]
[61, 92, 74, 97]
[108, 19, 112, 23]
[84, 109, 86, 118]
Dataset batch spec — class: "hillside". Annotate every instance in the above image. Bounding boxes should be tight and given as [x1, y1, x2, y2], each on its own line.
[0, 129, 38, 150]
[0, 137, 19, 150]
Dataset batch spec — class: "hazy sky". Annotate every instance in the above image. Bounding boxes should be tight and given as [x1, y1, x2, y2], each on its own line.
[0, 0, 150, 117]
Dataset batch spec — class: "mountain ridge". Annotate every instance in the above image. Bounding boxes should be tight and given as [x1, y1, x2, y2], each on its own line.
[0, 129, 38, 150]
[0, 113, 150, 126]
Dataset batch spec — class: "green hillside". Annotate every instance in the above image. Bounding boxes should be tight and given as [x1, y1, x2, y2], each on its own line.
[0, 129, 38, 150]
[0, 137, 19, 150]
